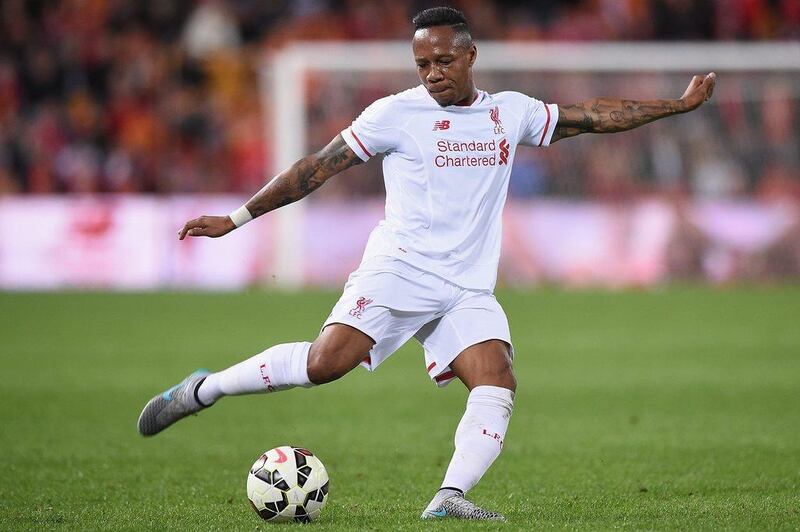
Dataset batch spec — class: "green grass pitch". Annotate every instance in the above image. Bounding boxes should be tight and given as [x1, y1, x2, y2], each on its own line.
[1, 288, 798, 530]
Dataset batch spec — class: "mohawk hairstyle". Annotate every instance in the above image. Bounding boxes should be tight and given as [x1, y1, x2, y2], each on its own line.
[412, 7, 472, 47]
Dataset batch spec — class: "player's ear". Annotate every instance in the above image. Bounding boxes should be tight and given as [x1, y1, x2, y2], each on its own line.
[468, 44, 477, 67]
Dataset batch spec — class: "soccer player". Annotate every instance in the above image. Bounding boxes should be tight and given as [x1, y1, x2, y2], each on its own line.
[138, 6, 715, 521]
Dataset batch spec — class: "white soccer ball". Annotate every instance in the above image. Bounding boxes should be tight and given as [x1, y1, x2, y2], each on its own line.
[247, 446, 330, 523]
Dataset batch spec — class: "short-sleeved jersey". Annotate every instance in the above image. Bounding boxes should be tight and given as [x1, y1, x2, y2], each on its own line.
[341, 85, 558, 291]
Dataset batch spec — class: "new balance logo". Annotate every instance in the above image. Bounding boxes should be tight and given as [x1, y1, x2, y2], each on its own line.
[499, 139, 509, 165]
[432, 120, 451, 131]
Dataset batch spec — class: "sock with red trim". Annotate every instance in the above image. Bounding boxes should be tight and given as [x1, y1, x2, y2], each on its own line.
[440, 385, 514, 493]
[196, 342, 314, 405]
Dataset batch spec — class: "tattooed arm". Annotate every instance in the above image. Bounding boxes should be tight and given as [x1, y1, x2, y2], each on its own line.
[243, 134, 362, 218]
[178, 134, 363, 239]
[551, 73, 716, 143]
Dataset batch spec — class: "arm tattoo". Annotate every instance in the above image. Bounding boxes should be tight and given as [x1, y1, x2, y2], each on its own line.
[552, 98, 687, 143]
[244, 134, 363, 218]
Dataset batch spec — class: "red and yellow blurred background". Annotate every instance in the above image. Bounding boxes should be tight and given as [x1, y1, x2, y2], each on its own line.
[1, 0, 798, 288]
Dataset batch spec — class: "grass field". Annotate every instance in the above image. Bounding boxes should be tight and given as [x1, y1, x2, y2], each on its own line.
[1, 288, 799, 530]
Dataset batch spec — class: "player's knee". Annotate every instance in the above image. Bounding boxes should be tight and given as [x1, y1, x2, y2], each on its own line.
[486, 345, 516, 392]
[498, 365, 517, 393]
[306, 341, 358, 385]
[307, 324, 374, 385]
[306, 347, 341, 384]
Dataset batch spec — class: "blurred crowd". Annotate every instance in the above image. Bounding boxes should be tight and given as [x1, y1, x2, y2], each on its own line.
[0, 0, 798, 196]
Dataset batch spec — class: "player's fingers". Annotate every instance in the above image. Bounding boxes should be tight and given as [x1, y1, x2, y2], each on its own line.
[706, 72, 716, 87]
[178, 222, 192, 240]
[178, 218, 204, 240]
[187, 216, 216, 237]
[682, 76, 702, 99]
[702, 72, 716, 101]
[187, 227, 209, 237]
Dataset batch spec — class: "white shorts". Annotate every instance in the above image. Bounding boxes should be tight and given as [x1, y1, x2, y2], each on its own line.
[322, 256, 512, 387]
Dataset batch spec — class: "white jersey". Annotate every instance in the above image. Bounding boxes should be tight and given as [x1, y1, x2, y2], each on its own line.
[341, 85, 558, 291]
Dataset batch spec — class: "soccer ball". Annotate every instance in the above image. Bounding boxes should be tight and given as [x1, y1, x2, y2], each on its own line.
[247, 446, 329, 523]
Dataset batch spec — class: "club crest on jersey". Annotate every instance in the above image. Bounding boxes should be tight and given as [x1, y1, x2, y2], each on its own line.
[349, 296, 373, 319]
[432, 120, 450, 131]
[499, 139, 509, 165]
[490, 106, 504, 134]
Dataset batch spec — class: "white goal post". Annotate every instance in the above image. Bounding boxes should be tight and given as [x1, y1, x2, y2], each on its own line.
[260, 41, 800, 287]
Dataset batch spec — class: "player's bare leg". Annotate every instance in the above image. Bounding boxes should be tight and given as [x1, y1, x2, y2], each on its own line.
[422, 340, 515, 520]
[448, 339, 516, 392]
[137, 324, 372, 436]
[306, 324, 375, 384]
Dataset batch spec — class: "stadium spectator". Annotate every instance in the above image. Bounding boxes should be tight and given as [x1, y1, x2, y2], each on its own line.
[0, 0, 797, 197]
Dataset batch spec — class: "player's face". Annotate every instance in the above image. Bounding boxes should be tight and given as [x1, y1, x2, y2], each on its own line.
[412, 26, 476, 107]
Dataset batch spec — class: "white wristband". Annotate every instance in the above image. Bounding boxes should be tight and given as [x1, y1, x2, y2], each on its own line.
[228, 205, 253, 228]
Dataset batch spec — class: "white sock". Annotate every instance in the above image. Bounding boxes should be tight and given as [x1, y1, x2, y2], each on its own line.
[197, 342, 313, 405]
[440, 385, 514, 494]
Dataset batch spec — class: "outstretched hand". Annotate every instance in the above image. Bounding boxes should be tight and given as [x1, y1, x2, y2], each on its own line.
[178, 215, 236, 240]
[680, 72, 716, 111]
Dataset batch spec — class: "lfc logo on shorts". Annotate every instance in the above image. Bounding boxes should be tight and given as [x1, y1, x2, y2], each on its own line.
[349, 296, 373, 319]
[490, 106, 504, 135]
